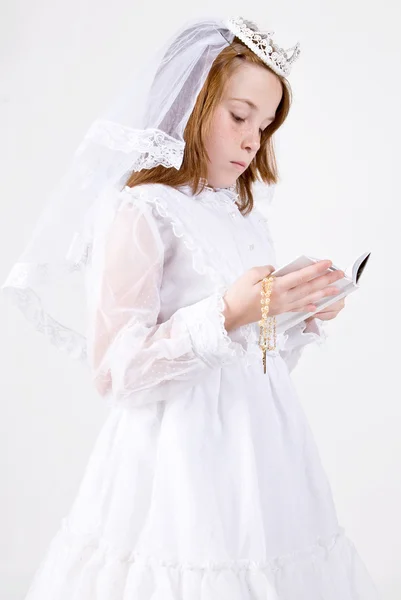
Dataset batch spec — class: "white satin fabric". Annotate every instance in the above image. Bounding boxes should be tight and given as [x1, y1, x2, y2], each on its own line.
[23, 183, 379, 599]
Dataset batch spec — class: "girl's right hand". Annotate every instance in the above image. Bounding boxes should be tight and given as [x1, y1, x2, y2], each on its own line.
[222, 260, 345, 331]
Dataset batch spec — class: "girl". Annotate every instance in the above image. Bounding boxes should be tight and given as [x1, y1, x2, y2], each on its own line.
[3, 15, 379, 599]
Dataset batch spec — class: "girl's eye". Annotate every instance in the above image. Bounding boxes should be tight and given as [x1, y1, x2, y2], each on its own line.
[231, 113, 264, 136]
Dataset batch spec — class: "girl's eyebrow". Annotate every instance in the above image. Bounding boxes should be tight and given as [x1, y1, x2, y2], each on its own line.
[229, 97, 275, 120]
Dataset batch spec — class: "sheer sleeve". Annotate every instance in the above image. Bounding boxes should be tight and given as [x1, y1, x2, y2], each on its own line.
[88, 195, 247, 406]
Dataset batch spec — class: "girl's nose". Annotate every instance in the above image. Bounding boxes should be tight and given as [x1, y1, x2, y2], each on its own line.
[242, 129, 260, 153]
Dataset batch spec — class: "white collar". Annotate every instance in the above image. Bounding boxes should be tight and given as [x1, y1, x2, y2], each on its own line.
[177, 180, 239, 204]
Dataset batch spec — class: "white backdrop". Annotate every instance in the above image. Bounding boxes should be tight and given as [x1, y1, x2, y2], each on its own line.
[1, 1, 400, 598]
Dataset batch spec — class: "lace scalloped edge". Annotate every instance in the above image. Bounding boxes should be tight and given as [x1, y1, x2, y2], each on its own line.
[81, 120, 185, 170]
[216, 292, 245, 354]
[59, 517, 347, 573]
[215, 292, 262, 367]
[1, 274, 87, 361]
[123, 187, 225, 290]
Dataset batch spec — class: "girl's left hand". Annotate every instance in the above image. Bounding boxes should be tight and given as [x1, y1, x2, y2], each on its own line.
[305, 298, 346, 323]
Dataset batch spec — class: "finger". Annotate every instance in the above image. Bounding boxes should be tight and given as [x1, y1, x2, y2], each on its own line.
[287, 303, 318, 313]
[319, 299, 346, 313]
[279, 260, 333, 291]
[314, 311, 337, 320]
[288, 285, 340, 310]
[287, 268, 344, 304]
[252, 265, 276, 283]
[329, 299, 345, 310]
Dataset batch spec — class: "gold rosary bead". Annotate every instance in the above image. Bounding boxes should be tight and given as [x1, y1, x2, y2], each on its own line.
[259, 274, 277, 372]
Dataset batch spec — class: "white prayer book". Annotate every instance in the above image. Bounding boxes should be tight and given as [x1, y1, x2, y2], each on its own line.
[272, 251, 371, 333]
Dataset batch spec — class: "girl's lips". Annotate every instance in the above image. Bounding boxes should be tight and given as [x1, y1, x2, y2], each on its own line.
[231, 161, 246, 170]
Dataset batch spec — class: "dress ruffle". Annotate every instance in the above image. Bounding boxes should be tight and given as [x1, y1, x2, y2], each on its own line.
[24, 519, 379, 600]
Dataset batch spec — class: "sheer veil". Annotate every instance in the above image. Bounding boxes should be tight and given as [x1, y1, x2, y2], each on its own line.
[1, 16, 284, 363]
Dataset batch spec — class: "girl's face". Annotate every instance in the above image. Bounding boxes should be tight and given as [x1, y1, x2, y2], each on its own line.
[203, 62, 283, 189]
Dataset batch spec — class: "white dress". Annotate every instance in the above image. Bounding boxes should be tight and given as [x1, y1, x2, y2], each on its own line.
[24, 182, 379, 599]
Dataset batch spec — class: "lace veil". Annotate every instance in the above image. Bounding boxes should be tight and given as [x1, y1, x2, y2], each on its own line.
[1, 15, 278, 364]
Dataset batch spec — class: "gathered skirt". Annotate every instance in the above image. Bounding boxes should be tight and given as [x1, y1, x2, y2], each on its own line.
[23, 355, 380, 599]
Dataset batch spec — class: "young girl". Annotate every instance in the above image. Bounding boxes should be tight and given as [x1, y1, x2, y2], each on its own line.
[3, 15, 379, 599]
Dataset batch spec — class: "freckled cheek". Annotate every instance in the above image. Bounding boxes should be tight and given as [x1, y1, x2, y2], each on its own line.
[213, 123, 242, 149]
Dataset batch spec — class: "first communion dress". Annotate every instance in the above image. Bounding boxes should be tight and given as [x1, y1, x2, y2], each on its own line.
[23, 182, 379, 600]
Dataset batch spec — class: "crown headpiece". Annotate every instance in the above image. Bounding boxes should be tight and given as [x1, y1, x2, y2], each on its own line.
[226, 16, 301, 77]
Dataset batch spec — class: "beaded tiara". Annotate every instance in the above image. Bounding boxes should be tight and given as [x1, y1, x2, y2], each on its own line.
[226, 16, 301, 77]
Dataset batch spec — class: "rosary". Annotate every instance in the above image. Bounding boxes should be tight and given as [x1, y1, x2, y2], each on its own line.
[258, 275, 277, 374]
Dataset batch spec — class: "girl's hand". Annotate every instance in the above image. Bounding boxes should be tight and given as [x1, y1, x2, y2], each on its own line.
[305, 298, 346, 323]
[222, 260, 345, 331]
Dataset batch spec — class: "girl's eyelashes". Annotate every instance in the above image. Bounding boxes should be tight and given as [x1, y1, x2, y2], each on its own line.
[231, 113, 245, 123]
[231, 113, 264, 135]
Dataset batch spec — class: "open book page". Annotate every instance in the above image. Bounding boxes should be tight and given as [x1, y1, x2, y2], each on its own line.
[272, 251, 371, 334]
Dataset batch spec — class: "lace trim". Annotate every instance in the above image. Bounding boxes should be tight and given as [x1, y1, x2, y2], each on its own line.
[217, 297, 264, 367]
[192, 189, 239, 208]
[121, 186, 231, 292]
[179, 180, 239, 205]
[186, 292, 248, 367]
[216, 293, 243, 360]
[216, 294, 273, 368]
[81, 119, 185, 170]
[1, 251, 91, 359]
[60, 516, 346, 572]
[2, 283, 87, 360]
[199, 177, 238, 197]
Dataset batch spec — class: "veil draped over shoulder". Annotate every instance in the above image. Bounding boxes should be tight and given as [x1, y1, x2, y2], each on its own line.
[1, 16, 278, 368]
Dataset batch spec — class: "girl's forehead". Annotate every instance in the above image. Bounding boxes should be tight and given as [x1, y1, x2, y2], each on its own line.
[226, 63, 279, 93]
[223, 65, 282, 112]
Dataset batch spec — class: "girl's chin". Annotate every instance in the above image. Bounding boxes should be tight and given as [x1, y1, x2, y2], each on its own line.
[206, 174, 239, 189]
